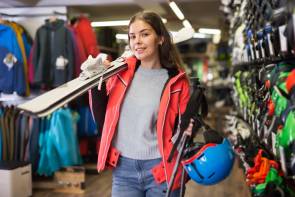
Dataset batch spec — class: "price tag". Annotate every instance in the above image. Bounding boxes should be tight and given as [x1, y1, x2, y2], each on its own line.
[279, 25, 287, 53]
[271, 132, 277, 156]
[267, 34, 274, 56]
[56, 55, 68, 70]
[279, 146, 288, 175]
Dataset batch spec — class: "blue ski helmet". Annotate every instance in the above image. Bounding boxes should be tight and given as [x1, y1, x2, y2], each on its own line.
[182, 138, 235, 185]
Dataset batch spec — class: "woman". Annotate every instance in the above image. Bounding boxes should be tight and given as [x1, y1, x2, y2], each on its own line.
[89, 11, 192, 197]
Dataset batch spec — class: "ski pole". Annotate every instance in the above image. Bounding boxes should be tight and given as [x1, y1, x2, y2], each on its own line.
[166, 132, 190, 197]
[179, 165, 186, 197]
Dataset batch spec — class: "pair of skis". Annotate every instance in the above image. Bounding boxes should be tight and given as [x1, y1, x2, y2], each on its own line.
[17, 27, 195, 117]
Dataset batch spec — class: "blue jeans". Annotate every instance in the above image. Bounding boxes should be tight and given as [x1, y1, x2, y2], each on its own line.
[112, 156, 181, 197]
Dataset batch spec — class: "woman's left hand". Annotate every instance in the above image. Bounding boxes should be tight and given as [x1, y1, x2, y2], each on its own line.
[184, 118, 194, 136]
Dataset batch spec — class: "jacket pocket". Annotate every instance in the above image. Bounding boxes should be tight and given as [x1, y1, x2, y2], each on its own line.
[106, 146, 120, 168]
[151, 161, 166, 184]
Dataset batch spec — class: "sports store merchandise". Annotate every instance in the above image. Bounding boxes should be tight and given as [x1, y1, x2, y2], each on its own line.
[0, 20, 32, 96]
[0, 106, 82, 175]
[3, 0, 295, 196]
[221, 0, 295, 196]
[31, 15, 99, 88]
[0, 12, 100, 178]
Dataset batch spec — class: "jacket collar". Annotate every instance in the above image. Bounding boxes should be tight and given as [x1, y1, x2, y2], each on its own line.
[128, 56, 185, 78]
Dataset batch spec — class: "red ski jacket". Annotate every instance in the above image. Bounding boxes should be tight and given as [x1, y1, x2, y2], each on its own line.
[89, 56, 190, 190]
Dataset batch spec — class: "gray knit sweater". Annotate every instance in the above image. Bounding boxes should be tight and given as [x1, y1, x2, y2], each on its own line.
[112, 66, 169, 159]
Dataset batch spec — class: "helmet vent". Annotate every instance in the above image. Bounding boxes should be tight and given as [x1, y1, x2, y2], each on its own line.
[197, 153, 204, 160]
[208, 172, 215, 179]
[191, 162, 204, 179]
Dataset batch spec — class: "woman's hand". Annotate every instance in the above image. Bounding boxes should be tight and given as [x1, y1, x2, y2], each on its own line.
[184, 118, 194, 137]
[102, 59, 111, 69]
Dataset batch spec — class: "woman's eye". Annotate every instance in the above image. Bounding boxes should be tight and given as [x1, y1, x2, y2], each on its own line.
[129, 35, 135, 40]
[142, 33, 149, 37]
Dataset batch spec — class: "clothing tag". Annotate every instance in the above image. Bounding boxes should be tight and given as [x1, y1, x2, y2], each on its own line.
[255, 44, 260, 59]
[279, 25, 287, 52]
[3, 53, 17, 70]
[279, 146, 287, 174]
[256, 119, 261, 137]
[272, 132, 277, 156]
[267, 34, 274, 56]
[56, 55, 68, 70]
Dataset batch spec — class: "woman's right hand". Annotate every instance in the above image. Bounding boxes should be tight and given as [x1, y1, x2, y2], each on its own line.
[103, 59, 111, 69]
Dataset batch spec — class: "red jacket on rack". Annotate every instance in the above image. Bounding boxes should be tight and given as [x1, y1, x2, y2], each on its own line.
[89, 56, 190, 190]
[73, 16, 99, 57]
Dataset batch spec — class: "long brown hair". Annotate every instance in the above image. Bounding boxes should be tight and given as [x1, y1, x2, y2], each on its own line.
[129, 11, 183, 70]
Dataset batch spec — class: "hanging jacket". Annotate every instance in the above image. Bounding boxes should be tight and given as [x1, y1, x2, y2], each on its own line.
[0, 24, 26, 95]
[89, 57, 190, 190]
[37, 109, 82, 176]
[67, 26, 87, 77]
[73, 16, 99, 57]
[0, 46, 26, 96]
[5, 21, 31, 96]
[32, 19, 75, 87]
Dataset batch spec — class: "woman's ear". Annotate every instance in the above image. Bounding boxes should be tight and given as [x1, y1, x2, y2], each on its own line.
[158, 36, 164, 45]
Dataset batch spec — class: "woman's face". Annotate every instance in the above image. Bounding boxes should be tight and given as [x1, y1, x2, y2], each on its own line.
[129, 19, 162, 62]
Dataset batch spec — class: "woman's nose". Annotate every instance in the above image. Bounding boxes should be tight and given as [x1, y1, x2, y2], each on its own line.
[135, 36, 141, 44]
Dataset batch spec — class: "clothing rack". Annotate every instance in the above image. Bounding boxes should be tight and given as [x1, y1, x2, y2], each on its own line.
[0, 11, 67, 18]
[232, 55, 295, 73]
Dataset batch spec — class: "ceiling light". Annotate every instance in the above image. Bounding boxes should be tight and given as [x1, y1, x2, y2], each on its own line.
[182, 19, 192, 29]
[169, 1, 185, 20]
[161, 17, 167, 23]
[199, 28, 221, 35]
[213, 34, 221, 44]
[91, 18, 166, 27]
[193, 33, 207, 39]
[91, 20, 129, 27]
[115, 34, 128, 40]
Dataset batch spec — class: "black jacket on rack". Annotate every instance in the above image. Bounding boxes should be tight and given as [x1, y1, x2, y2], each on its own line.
[32, 19, 75, 88]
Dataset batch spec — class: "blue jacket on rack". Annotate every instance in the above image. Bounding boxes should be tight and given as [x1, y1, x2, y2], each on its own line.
[0, 24, 26, 95]
[37, 108, 82, 176]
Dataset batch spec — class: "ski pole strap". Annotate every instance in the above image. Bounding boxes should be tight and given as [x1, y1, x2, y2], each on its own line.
[167, 82, 207, 162]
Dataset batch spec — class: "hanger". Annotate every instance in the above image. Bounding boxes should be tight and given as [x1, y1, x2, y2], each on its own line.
[0, 14, 5, 24]
[49, 15, 58, 23]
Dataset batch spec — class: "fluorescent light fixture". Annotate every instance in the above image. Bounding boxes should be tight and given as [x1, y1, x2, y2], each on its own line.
[207, 72, 214, 80]
[169, 1, 185, 20]
[199, 28, 221, 35]
[182, 19, 192, 29]
[116, 31, 203, 41]
[91, 18, 166, 27]
[116, 33, 128, 40]
[161, 17, 167, 23]
[213, 34, 221, 44]
[91, 20, 129, 27]
[193, 33, 207, 39]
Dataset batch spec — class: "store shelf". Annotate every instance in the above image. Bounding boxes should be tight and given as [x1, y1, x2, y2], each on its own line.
[231, 54, 295, 73]
[181, 52, 208, 59]
[99, 46, 118, 53]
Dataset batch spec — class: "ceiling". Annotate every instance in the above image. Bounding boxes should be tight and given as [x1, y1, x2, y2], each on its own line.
[0, 0, 226, 33]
